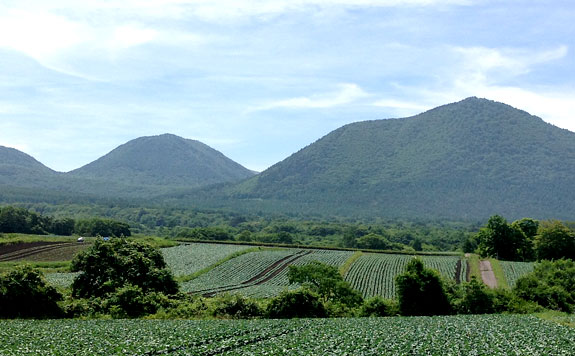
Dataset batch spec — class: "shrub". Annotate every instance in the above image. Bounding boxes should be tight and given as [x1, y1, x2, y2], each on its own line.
[212, 294, 264, 319]
[514, 259, 575, 312]
[360, 297, 398, 317]
[396, 258, 451, 316]
[0, 266, 63, 318]
[266, 289, 326, 319]
[71, 238, 178, 298]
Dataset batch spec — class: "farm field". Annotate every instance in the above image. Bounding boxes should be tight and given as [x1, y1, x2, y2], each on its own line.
[0, 241, 87, 262]
[2, 240, 537, 297]
[500, 260, 535, 287]
[344, 253, 466, 299]
[0, 314, 573, 355]
[161, 242, 253, 277]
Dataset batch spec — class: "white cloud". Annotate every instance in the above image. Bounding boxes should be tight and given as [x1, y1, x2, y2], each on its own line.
[252, 83, 369, 111]
[408, 45, 575, 132]
[0, 9, 86, 59]
[452, 45, 568, 83]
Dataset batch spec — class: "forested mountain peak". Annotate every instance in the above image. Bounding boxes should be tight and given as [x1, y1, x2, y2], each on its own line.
[224, 97, 575, 220]
[69, 133, 255, 187]
[0, 145, 55, 174]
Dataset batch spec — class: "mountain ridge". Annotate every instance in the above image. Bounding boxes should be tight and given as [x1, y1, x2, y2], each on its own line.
[209, 97, 575, 220]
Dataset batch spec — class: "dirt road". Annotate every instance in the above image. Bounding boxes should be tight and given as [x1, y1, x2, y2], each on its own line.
[479, 260, 497, 288]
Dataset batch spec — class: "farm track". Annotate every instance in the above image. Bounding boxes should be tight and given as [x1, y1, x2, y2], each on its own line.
[199, 250, 312, 297]
[0, 242, 76, 262]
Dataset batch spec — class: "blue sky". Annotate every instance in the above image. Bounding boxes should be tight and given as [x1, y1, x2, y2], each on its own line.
[0, 0, 573, 172]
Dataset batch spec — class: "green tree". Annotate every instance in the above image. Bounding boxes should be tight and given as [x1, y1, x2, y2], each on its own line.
[395, 258, 451, 316]
[0, 266, 63, 318]
[535, 221, 575, 260]
[359, 296, 398, 317]
[355, 233, 391, 250]
[287, 261, 363, 307]
[70, 239, 178, 298]
[266, 288, 327, 319]
[514, 259, 575, 312]
[454, 277, 496, 314]
[477, 215, 531, 261]
[74, 218, 131, 237]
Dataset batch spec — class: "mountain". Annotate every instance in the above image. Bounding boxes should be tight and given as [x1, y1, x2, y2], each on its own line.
[217, 97, 575, 220]
[69, 134, 255, 188]
[0, 145, 59, 186]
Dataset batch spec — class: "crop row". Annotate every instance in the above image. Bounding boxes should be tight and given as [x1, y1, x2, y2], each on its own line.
[1, 315, 573, 355]
[180, 249, 297, 293]
[499, 260, 535, 287]
[161, 243, 252, 277]
[236, 249, 353, 298]
[344, 254, 465, 299]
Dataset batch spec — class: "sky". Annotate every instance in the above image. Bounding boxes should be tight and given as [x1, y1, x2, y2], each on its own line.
[0, 0, 574, 172]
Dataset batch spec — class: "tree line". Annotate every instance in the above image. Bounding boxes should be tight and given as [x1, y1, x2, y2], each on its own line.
[464, 215, 575, 261]
[0, 206, 131, 237]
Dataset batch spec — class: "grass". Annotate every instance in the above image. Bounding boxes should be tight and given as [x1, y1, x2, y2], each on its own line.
[130, 235, 179, 248]
[339, 251, 362, 276]
[0, 261, 71, 274]
[466, 254, 481, 281]
[537, 311, 575, 328]
[487, 258, 509, 289]
[0, 233, 81, 245]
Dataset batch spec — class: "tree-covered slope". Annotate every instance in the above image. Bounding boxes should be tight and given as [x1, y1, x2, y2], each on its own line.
[69, 134, 255, 187]
[225, 97, 575, 220]
[0, 146, 60, 186]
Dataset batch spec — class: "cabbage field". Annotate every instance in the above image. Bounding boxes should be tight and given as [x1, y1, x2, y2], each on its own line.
[344, 253, 466, 299]
[43, 242, 536, 299]
[1, 315, 573, 355]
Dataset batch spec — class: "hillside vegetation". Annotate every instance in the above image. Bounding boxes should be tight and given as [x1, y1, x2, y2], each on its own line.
[215, 97, 575, 220]
[0, 134, 255, 200]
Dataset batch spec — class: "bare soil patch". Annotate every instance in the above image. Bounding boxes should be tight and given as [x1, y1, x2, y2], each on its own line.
[479, 260, 497, 288]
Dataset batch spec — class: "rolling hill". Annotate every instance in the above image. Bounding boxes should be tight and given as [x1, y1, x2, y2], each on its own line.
[0, 145, 60, 187]
[0, 134, 255, 202]
[212, 97, 575, 220]
[69, 134, 255, 187]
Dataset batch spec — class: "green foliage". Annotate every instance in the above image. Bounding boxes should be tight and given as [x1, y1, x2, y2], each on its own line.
[68, 134, 255, 188]
[206, 97, 575, 221]
[287, 261, 363, 307]
[70, 239, 178, 298]
[514, 259, 575, 313]
[74, 218, 131, 237]
[476, 215, 534, 261]
[4, 315, 575, 354]
[0, 206, 68, 235]
[359, 296, 398, 317]
[355, 233, 392, 250]
[0, 265, 62, 318]
[453, 277, 497, 314]
[535, 220, 575, 260]
[266, 288, 327, 318]
[395, 258, 451, 316]
[212, 294, 264, 319]
[105, 285, 161, 318]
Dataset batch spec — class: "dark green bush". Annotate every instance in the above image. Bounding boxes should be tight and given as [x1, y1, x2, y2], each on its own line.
[359, 296, 398, 317]
[266, 289, 326, 319]
[212, 294, 264, 319]
[71, 238, 178, 298]
[396, 258, 451, 316]
[0, 266, 63, 318]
